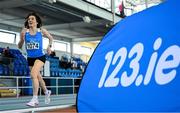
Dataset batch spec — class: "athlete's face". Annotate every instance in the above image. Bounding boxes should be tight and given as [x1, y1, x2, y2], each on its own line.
[28, 15, 38, 28]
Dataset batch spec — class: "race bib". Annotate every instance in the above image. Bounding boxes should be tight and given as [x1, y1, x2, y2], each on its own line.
[26, 42, 39, 50]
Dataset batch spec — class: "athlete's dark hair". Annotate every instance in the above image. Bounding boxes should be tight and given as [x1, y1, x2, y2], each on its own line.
[24, 12, 42, 28]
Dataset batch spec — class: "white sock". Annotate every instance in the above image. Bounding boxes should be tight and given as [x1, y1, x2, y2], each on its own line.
[45, 90, 49, 95]
[33, 96, 38, 100]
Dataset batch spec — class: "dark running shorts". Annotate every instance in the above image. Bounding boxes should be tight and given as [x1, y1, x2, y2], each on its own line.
[27, 55, 46, 66]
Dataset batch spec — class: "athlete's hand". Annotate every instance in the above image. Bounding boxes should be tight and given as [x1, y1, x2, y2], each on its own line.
[47, 46, 52, 55]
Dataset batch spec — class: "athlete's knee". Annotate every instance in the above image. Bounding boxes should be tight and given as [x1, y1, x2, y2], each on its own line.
[31, 70, 38, 79]
[37, 74, 43, 80]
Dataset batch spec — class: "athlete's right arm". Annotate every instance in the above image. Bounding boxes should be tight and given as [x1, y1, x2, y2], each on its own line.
[18, 28, 26, 49]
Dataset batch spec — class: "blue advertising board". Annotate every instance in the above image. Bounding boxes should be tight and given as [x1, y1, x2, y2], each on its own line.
[77, 0, 180, 112]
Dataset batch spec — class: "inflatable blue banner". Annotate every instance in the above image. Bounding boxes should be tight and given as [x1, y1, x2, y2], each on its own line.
[77, 0, 180, 112]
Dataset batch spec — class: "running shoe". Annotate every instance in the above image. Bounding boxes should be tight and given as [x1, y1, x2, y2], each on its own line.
[26, 98, 39, 107]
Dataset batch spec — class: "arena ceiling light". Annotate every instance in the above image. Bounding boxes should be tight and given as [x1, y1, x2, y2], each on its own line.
[82, 16, 91, 23]
[48, 0, 56, 4]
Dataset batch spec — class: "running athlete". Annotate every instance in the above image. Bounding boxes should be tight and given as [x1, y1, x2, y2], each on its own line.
[18, 12, 53, 107]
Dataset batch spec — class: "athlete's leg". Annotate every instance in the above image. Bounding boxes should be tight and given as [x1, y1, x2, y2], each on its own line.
[31, 60, 44, 96]
[37, 65, 51, 104]
[26, 60, 44, 107]
[38, 73, 47, 93]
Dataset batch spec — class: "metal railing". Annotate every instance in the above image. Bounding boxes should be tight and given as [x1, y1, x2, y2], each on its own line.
[0, 76, 81, 98]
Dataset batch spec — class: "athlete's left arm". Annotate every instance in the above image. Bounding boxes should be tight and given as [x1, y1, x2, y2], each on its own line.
[41, 28, 53, 48]
[41, 28, 53, 55]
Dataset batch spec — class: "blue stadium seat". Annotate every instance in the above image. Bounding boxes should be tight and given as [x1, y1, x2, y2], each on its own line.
[0, 65, 4, 75]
